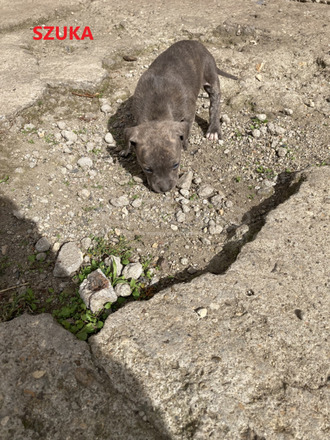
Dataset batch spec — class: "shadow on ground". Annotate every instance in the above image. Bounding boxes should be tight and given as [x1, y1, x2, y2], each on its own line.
[146, 170, 305, 295]
[0, 193, 173, 439]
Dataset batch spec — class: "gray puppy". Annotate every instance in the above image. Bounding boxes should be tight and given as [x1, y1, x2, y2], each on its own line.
[124, 40, 238, 193]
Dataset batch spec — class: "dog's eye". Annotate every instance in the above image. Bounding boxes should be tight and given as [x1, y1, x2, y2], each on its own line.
[144, 167, 153, 173]
[172, 163, 179, 170]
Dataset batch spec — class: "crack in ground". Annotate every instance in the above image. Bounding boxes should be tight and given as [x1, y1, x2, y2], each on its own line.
[146, 170, 306, 296]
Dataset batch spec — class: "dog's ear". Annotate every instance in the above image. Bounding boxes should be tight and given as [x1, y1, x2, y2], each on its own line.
[173, 121, 189, 141]
[124, 126, 140, 148]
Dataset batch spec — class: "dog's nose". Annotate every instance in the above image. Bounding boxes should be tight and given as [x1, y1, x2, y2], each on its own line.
[153, 182, 173, 193]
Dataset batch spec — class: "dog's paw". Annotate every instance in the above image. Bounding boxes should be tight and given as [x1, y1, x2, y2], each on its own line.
[120, 149, 131, 157]
[206, 125, 222, 141]
[206, 130, 222, 141]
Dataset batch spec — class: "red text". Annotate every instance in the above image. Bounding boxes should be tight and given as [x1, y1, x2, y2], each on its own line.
[33, 26, 94, 41]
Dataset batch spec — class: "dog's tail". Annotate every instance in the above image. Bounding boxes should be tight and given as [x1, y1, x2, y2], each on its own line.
[217, 68, 238, 80]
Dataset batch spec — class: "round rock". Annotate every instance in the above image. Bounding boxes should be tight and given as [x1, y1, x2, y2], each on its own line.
[35, 237, 51, 252]
[57, 121, 66, 130]
[115, 283, 131, 298]
[104, 132, 115, 144]
[101, 104, 112, 114]
[110, 196, 130, 207]
[77, 157, 93, 169]
[255, 114, 267, 122]
[62, 130, 77, 143]
[209, 224, 223, 235]
[221, 114, 231, 124]
[198, 185, 215, 198]
[176, 210, 186, 223]
[131, 198, 142, 208]
[122, 263, 143, 280]
[53, 242, 83, 278]
[177, 171, 193, 190]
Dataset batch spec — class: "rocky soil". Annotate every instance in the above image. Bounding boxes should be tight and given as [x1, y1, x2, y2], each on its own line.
[1, 1, 329, 312]
[0, 0, 329, 439]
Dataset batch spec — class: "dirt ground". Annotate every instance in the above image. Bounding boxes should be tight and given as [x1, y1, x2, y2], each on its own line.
[0, 0, 329, 317]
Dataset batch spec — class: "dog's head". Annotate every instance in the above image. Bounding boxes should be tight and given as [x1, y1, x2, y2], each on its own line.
[124, 120, 188, 193]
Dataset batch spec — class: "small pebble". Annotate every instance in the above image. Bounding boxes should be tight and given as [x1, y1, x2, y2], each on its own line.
[78, 189, 91, 199]
[195, 307, 208, 318]
[275, 126, 286, 136]
[131, 198, 142, 208]
[276, 147, 287, 158]
[115, 283, 131, 297]
[57, 121, 66, 130]
[101, 104, 112, 114]
[13, 210, 24, 219]
[81, 237, 92, 250]
[198, 185, 215, 198]
[176, 210, 186, 223]
[36, 252, 46, 261]
[122, 262, 143, 280]
[177, 171, 193, 190]
[221, 114, 231, 124]
[180, 257, 189, 265]
[284, 108, 293, 115]
[180, 189, 190, 198]
[104, 132, 115, 144]
[110, 196, 130, 207]
[256, 114, 267, 122]
[252, 129, 261, 138]
[133, 176, 144, 183]
[62, 130, 77, 143]
[77, 157, 93, 169]
[24, 123, 35, 131]
[209, 224, 223, 235]
[35, 237, 51, 252]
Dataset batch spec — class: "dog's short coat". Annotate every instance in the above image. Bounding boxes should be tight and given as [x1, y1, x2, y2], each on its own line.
[124, 40, 238, 193]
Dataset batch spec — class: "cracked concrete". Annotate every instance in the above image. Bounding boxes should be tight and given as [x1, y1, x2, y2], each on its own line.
[0, 0, 329, 438]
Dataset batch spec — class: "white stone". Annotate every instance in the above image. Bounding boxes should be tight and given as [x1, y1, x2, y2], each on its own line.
[256, 114, 267, 122]
[53, 242, 83, 277]
[57, 121, 66, 130]
[198, 185, 215, 198]
[177, 171, 193, 190]
[209, 224, 223, 235]
[211, 194, 224, 207]
[62, 130, 77, 143]
[122, 263, 143, 280]
[115, 283, 131, 297]
[79, 269, 117, 313]
[131, 198, 142, 208]
[195, 307, 208, 318]
[104, 132, 115, 144]
[78, 189, 91, 199]
[221, 114, 231, 124]
[81, 237, 92, 250]
[101, 104, 112, 114]
[179, 189, 190, 198]
[110, 196, 130, 207]
[77, 157, 93, 169]
[176, 210, 186, 223]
